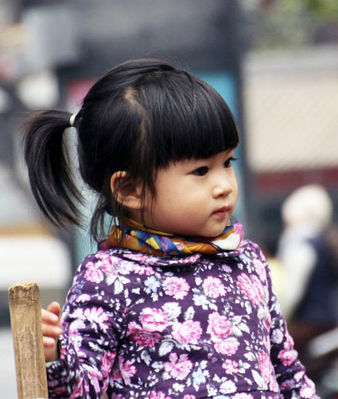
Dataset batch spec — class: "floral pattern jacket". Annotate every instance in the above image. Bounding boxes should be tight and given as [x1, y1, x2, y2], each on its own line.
[47, 239, 319, 399]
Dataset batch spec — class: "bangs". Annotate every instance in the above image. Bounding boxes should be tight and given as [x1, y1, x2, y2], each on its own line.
[139, 74, 239, 168]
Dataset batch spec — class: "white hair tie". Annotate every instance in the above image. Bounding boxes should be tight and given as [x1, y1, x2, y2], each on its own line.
[69, 113, 77, 127]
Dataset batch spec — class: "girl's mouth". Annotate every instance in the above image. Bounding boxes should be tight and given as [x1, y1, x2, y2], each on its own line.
[212, 206, 230, 217]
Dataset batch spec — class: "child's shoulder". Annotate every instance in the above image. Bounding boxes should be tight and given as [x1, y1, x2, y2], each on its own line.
[235, 239, 271, 276]
[67, 248, 159, 302]
[76, 247, 159, 278]
[239, 238, 267, 261]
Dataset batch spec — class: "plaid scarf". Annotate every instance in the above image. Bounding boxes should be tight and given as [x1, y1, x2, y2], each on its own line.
[102, 218, 243, 256]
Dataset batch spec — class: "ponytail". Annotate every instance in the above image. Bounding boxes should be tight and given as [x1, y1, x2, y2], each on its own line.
[23, 110, 83, 229]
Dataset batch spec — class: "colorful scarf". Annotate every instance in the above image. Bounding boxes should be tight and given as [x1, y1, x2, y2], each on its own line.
[102, 218, 243, 256]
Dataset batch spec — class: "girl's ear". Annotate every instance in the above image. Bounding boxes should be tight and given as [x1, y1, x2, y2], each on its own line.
[110, 171, 142, 210]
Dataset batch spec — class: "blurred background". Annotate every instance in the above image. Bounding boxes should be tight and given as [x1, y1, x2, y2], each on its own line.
[0, 0, 338, 397]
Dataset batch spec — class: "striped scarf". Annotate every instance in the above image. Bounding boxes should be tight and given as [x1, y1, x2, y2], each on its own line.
[102, 218, 243, 256]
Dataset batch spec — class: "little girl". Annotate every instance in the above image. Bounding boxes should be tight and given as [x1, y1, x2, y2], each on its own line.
[24, 59, 319, 399]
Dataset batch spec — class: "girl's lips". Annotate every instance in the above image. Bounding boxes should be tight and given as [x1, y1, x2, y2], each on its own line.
[212, 206, 231, 218]
[213, 206, 230, 214]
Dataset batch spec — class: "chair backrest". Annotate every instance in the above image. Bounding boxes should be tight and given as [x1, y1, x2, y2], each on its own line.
[8, 282, 48, 399]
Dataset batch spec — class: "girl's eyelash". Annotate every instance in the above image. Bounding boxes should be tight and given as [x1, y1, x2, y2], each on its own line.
[192, 166, 209, 176]
[225, 157, 238, 167]
[192, 157, 237, 175]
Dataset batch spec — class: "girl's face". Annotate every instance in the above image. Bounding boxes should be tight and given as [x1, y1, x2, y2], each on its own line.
[137, 149, 238, 238]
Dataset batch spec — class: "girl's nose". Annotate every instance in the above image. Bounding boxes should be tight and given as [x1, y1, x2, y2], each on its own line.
[212, 177, 232, 198]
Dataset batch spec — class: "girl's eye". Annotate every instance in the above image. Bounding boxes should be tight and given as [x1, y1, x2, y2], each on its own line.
[192, 166, 209, 176]
[224, 157, 237, 168]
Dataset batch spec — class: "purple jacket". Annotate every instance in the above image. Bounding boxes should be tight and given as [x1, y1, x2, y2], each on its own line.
[46, 239, 319, 399]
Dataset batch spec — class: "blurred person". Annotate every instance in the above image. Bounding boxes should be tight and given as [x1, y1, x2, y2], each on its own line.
[260, 234, 285, 304]
[277, 184, 338, 384]
[23, 59, 320, 399]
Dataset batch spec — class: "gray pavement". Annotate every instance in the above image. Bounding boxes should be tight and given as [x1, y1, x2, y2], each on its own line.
[0, 327, 18, 399]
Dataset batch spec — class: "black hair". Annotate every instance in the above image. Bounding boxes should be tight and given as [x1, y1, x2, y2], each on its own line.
[23, 58, 239, 241]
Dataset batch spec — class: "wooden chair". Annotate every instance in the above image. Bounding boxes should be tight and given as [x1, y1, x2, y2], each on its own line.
[8, 282, 48, 399]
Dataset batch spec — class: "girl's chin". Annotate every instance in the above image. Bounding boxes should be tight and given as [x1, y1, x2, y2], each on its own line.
[199, 227, 229, 239]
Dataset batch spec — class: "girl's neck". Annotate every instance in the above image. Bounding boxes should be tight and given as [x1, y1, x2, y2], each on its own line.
[121, 217, 175, 237]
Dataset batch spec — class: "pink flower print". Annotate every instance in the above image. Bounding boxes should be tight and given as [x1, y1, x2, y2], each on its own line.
[278, 348, 298, 366]
[96, 251, 117, 262]
[76, 293, 91, 303]
[271, 328, 283, 345]
[140, 308, 168, 333]
[69, 319, 85, 336]
[172, 320, 202, 344]
[127, 321, 141, 334]
[222, 264, 232, 273]
[124, 252, 147, 261]
[236, 273, 264, 305]
[284, 330, 295, 350]
[264, 310, 272, 331]
[101, 351, 116, 379]
[101, 261, 117, 275]
[68, 323, 86, 358]
[294, 370, 306, 382]
[233, 394, 254, 399]
[119, 356, 137, 385]
[237, 273, 254, 301]
[214, 337, 239, 355]
[163, 277, 190, 300]
[83, 307, 109, 331]
[202, 276, 225, 298]
[254, 259, 267, 282]
[111, 362, 122, 381]
[130, 263, 155, 275]
[125, 252, 158, 266]
[183, 396, 196, 399]
[207, 312, 232, 340]
[300, 376, 316, 398]
[222, 359, 239, 374]
[164, 353, 193, 380]
[127, 321, 162, 348]
[263, 335, 271, 354]
[69, 379, 83, 398]
[149, 392, 172, 399]
[84, 261, 104, 283]
[258, 350, 275, 386]
[87, 368, 101, 393]
[180, 254, 200, 264]
[252, 275, 266, 301]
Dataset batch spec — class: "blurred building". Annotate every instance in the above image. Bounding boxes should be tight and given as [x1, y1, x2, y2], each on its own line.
[244, 46, 338, 241]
